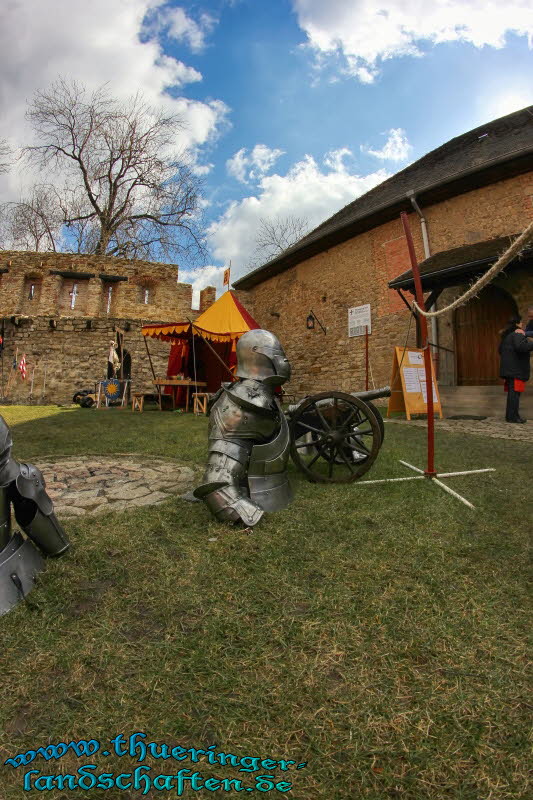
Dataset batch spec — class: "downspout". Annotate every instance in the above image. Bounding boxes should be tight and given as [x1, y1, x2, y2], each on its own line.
[406, 191, 439, 361]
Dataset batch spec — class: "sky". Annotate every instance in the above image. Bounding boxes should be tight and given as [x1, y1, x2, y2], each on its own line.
[0, 0, 532, 301]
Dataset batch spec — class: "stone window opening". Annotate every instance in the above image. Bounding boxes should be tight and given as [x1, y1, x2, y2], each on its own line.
[22, 275, 42, 306]
[138, 282, 155, 305]
[69, 283, 79, 310]
[106, 285, 113, 314]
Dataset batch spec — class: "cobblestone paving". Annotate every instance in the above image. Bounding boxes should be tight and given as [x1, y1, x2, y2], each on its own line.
[36, 456, 197, 517]
[385, 416, 533, 443]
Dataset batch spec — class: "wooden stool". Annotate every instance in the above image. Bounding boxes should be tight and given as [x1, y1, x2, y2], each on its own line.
[192, 392, 209, 415]
[132, 393, 145, 412]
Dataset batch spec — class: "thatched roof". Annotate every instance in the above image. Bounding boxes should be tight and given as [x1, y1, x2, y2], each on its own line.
[235, 106, 533, 290]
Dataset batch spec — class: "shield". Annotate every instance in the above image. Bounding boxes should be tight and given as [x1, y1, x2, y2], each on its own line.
[102, 379, 121, 401]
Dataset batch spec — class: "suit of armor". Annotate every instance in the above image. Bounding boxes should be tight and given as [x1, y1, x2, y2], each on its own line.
[194, 330, 293, 526]
[0, 415, 69, 615]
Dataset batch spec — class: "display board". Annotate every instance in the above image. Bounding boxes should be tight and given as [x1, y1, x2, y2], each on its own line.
[348, 304, 371, 337]
[387, 347, 443, 420]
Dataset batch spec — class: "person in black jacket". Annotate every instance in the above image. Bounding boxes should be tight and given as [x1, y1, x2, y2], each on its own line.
[499, 316, 533, 423]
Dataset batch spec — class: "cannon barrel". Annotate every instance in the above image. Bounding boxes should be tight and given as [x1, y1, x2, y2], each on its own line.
[351, 385, 391, 402]
[286, 385, 391, 416]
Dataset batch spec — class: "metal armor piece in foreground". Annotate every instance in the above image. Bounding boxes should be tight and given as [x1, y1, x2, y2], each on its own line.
[194, 329, 292, 526]
[0, 415, 69, 615]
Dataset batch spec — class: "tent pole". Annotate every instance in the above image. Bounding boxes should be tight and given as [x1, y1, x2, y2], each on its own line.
[187, 319, 236, 380]
[143, 333, 162, 407]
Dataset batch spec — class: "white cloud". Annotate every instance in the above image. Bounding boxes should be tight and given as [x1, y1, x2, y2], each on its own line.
[180, 264, 227, 307]
[162, 7, 216, 53]
[361, 128, 412, 161]
[227, 144, 285, 184]
[323, 147, 353, 172]
[0, 1, 228, 200]
[209, 153, 389, 277]
[292, 0, 533, 82]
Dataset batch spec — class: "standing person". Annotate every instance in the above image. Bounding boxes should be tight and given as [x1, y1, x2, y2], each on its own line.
[499, 316, 533, 423]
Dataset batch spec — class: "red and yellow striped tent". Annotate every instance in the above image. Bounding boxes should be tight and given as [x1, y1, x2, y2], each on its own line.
[142, 291, 260, 397]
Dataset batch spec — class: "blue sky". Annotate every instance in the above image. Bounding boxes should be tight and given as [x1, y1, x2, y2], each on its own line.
[1, 0, 532, 296]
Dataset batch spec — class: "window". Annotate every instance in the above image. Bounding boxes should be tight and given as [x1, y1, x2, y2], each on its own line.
[106, 285, 113, 314]
[138, 281, 154, 305]
[69, 283, 79, 310]
[23, 276, 42, 305]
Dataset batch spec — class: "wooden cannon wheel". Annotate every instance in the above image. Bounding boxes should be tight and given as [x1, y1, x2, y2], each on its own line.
[289, 391, 383, 483]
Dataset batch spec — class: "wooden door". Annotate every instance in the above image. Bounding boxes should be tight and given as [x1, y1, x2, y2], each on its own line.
[454, 285, 518, 385]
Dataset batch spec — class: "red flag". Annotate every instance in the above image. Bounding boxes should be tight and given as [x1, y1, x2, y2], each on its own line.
[223, 267, 230, 287]
[19, 354, 27, 380]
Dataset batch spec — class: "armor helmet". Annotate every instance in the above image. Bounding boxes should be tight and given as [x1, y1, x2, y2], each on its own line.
[236, 330, 291, 385]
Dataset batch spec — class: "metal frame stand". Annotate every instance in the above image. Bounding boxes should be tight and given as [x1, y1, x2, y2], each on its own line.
[356, 460, 495, 509]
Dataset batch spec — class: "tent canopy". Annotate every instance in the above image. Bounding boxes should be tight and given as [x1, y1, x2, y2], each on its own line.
[141, 291, 260, 397]
[142, 290, 259, 343]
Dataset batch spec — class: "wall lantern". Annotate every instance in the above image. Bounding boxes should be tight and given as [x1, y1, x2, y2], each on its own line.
[306, 310, 327, 334]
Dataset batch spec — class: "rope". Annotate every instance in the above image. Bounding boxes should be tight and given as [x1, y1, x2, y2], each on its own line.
[412, 219, 533, 318]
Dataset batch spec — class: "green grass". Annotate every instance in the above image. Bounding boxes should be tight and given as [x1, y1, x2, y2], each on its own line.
[0, 406, 531, 799]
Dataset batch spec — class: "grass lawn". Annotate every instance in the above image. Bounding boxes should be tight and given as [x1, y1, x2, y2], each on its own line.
[0, 405, 531, 799]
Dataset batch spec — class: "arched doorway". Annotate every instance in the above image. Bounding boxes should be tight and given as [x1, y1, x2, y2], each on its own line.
[454, 285, 518, 385]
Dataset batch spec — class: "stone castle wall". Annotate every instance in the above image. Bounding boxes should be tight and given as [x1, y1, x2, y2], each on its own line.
[0, 251, 215, 322]
[1, 317, 173, 404]
[243, 171, 533, 398]
[0, 251, 216, 404]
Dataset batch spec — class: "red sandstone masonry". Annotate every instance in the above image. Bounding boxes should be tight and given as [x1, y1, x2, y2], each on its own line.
[243, 171, 533, 398]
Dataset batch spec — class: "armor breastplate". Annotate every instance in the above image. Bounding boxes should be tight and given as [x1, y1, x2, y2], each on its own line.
[247, 400, 292, 512]
[208, 380, 277, 442]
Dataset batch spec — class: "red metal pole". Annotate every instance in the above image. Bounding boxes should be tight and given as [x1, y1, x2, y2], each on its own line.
[365, 325, 369, 391]
[400, 212, 436, 477]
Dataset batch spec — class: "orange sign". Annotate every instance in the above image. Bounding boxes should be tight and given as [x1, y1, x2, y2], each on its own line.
[223, 267, 230, 287]
[387, 347, 443, 420]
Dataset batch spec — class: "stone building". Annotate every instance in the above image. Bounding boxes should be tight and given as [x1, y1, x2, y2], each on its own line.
[0, 251, 215, 404]
[234, 107, 533, 416]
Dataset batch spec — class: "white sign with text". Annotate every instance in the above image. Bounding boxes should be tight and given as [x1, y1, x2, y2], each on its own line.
[348, 304, 371, 338]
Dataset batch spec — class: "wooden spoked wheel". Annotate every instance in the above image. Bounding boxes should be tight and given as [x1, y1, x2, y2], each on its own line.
[289, 391, 382, 483]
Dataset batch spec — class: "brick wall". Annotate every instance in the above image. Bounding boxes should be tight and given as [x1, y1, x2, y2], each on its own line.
[244, 170, 533, 398]
[0, 251, 216, 405]
[1, 317, 173, 405]
[0, 251, 213, 323]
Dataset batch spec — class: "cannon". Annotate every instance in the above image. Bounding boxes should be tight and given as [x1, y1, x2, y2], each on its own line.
[286, 386, 391, 484]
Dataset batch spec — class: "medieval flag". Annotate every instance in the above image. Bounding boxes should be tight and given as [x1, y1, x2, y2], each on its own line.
[19, 354, 27, 380]
[223, 267, 230, 287]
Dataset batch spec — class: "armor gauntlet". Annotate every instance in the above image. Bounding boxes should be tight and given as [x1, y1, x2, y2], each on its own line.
[194, 439, 264, 527]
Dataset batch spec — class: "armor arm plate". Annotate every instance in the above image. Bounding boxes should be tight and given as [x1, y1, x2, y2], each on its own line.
[193, 438, 264, 526]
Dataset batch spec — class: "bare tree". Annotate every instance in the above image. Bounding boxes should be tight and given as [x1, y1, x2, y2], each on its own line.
[1, 185, 62, 251]
[0, 138, 12, 174]
[251, 214, 310, 266]
[22, 78, 206, 261]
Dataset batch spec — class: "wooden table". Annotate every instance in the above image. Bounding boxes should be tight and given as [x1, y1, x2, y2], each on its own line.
[152, 379, 207, 412]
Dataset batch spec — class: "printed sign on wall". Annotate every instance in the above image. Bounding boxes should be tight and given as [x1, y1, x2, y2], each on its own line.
[348, 304, 371, 338]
